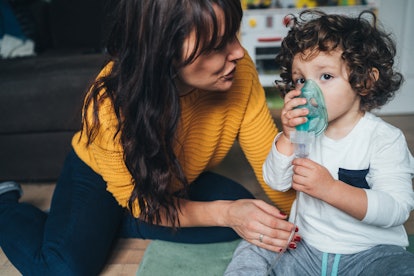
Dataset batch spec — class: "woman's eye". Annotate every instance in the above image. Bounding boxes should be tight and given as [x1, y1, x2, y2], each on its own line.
[213, 36, 237, 52]
[321, 74, 333, 81]
[213, 44, 225, 51]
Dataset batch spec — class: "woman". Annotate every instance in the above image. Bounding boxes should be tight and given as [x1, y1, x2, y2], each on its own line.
[0, 0, 297, 274]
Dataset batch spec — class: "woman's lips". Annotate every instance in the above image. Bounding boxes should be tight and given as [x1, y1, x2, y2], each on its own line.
[223, 67, 236, 80]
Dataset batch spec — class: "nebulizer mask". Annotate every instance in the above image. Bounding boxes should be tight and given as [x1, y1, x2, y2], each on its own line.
[290, 79, 328, 157]
[266, 80, 328, 276]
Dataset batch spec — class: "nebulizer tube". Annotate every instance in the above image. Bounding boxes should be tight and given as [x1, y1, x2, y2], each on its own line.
[266, 80, 328, 276]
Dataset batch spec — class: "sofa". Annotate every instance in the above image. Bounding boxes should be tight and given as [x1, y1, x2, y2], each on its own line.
[0, 0, 110, 181]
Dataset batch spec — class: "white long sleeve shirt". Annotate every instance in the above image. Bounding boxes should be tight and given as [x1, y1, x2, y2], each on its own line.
[263, 112, 414, 254]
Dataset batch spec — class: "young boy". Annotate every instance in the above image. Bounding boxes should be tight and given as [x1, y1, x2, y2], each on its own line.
[225, 10, 414, 275]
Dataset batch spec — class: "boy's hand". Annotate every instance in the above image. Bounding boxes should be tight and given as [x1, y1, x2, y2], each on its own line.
[281, 89, 309, 140]
[291, 157, 335, 201]
[291, 158, 368, 220]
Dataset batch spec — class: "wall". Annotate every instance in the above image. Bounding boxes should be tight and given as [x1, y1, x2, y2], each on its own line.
[375, 0, 414, 114]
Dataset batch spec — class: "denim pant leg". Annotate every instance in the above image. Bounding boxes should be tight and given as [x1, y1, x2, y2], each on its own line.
[120, 171, 255, 243]
[0, 0, 27, 39]
[0, 149, 124, 276]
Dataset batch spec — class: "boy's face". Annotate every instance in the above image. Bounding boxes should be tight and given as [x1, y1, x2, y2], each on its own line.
[291, 48, 362, 130]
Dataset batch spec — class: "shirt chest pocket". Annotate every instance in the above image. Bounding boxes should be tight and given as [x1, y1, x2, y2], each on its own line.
[338, 168, 370, 189]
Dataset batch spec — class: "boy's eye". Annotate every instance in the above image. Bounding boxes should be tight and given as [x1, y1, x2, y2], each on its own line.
[294, 78, 305, 84]
[321, 74, 333, 80]
[294, 78, 305, 88]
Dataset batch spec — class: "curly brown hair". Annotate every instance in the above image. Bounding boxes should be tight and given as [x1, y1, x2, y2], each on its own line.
[276, 9, 403, 111]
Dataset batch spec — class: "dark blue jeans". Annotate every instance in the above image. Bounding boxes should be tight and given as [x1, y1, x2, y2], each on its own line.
[0, 149, 254, 275]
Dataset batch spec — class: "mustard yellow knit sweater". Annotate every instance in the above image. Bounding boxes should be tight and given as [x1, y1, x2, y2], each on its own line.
[72, 53, 295, 215]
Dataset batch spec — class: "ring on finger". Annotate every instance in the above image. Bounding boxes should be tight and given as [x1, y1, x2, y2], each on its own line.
[259, 233, 264, 243]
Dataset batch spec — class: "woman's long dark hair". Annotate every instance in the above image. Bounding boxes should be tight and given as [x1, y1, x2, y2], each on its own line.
[81, 0, 242, 227]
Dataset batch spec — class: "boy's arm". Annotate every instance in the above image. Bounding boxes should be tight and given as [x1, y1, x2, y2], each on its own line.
[263, 133, 295, 192]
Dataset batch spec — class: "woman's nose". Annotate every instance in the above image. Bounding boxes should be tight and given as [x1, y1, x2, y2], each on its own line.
[228, 38, 245, 62]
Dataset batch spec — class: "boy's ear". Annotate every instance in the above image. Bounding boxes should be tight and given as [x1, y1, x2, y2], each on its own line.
[361, 67, 379, 96]
[371, 67, 379, 81]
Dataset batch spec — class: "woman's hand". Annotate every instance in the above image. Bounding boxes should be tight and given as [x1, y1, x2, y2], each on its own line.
[225, 199, 299, 252]
[171, 198, 300, 252]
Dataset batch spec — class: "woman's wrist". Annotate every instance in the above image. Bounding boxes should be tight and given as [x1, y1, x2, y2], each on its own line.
[213, 200, 233, 227]
[175, 199, 232, 227]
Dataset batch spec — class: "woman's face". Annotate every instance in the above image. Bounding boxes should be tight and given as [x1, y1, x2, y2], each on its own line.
[175, 5, 245, 94]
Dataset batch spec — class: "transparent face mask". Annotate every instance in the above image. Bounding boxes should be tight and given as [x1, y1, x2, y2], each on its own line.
[290, 79, 328, 157]
[295, 79, 328, 135]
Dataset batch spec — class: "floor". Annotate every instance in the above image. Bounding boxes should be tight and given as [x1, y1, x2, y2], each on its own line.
[1, 114, 413, 275]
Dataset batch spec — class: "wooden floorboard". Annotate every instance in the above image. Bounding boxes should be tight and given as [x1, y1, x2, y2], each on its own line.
[101, 239, 151, 275]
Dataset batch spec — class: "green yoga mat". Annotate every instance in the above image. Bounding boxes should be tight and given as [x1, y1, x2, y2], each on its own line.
[136, 239, 241, 276]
